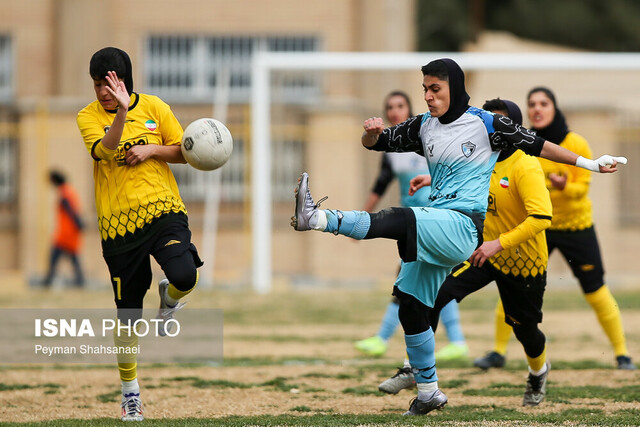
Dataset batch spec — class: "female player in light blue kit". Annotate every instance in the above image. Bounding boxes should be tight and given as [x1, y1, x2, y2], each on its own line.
[354, 92, 468, 392]
[292, 58, 626, 415]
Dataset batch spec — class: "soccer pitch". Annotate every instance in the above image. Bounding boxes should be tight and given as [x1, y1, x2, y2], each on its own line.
[1, 281, 639, 426]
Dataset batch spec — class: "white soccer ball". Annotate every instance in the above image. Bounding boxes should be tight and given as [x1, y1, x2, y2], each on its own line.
[181, 118, 233, 171]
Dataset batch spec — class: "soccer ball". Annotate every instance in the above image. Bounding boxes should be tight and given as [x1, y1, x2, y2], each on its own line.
[181, 118, 233, 171]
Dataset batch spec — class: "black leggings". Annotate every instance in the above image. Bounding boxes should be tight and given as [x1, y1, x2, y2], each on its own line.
[429, 266, 546, 359]
[512, 323, 546, 359]
[365, 207, 418, 262]
[394, 287, 433, 335]
[161, 249, 199, 292]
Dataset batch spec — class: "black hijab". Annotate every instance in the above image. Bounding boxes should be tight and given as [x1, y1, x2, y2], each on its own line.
[496, 99, 523, 161]
[427, 58, 470, 124]
[90, 47, 134, 95]
[528, 87, 569, 144]
[502, 99, 523, 126]
[113, 48, 134, 95]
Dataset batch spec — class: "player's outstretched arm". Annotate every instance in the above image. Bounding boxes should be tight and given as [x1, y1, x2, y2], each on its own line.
[539, 140, 627, 173]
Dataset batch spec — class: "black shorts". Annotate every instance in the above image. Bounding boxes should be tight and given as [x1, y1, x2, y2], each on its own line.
[103, 217, 202, 310]
[546, 226, 604, 293]
[441, 261, 546, 326]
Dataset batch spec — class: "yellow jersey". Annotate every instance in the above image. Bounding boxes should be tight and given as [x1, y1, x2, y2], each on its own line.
[77, 92, 187, 255]
[537, 132, 593, 231]
[485, 150, 552, 281]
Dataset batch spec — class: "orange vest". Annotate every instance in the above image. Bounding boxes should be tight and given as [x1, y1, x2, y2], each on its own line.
[54, 183, 83, 253]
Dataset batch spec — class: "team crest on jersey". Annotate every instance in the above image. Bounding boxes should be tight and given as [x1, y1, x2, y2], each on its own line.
[500, 177, 509, 188]
[103, 126, 110, 134]
[461, 141, 476, 158]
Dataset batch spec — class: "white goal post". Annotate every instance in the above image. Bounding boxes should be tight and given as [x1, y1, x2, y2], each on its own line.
[250, 51, 640, 294]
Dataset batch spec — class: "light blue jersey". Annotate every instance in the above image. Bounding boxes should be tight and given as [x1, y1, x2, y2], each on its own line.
[373, 152, 430, 207]
[372, 108, 544, 219]
[367, 107, 545, 306]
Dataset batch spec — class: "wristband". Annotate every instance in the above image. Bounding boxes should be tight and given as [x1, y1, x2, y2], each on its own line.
[575, 156, 598, 172]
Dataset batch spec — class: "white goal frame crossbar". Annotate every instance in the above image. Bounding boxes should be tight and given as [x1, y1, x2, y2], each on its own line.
[250, 51, 640, 294]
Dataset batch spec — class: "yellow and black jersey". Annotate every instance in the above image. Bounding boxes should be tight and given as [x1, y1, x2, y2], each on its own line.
[77, 92, 187, 255]
[485, 150, 552, 280]
[537, 131, 593, 231]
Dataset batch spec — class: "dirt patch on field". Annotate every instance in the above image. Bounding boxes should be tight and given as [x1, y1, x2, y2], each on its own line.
[1, 287, 639, 423]
[1, 364, 639, 422]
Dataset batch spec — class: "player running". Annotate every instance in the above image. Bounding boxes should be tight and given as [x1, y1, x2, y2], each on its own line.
[77, 47, 203, 421]
[291, 58, 626, 415]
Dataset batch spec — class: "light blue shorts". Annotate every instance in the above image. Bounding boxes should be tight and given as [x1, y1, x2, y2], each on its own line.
[394, 207, 478, 307]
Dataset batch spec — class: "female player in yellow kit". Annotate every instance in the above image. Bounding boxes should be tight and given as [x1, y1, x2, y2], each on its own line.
[77, 47, 203, 421]
[476, 88, 635, 371]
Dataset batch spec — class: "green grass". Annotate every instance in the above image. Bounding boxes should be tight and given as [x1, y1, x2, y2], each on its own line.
[95, 389, 120, 403]
[341, 386, 386, 396]
[464, 383, 640, 402]
[439, 378, 469, 389]
[458, 288, 640, 312]
[0, 383, 62, 391]
[5, 407, 640, 426]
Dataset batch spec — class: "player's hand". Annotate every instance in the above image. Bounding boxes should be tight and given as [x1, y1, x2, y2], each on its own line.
[576, 155, 627, 173]
[597, 155, 627, 173]
[469, 239, 503, 267]
[409, 174, 431, 196]
[548, 172, 567, 190]
[125, 144, 157, 166]
[105, 70, 130, 112]
[363, 117, 385, 135]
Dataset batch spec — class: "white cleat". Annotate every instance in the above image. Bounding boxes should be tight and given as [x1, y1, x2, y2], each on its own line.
[157, 279, 185, 337]
[121, 393, 144, 421]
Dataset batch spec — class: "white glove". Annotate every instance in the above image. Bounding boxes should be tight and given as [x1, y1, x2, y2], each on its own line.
[576, 155, 628, 172]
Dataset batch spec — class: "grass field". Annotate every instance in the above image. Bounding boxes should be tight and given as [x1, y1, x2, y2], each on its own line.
[1, 278, 639, 426]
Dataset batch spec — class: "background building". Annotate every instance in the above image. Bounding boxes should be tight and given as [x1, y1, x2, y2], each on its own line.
[0, 0, 639, 290]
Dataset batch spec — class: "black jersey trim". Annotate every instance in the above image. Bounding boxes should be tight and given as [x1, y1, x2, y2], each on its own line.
[91, 139, 102, 161]
[104, 92, 140, 114]
[531, 214, 552, 220]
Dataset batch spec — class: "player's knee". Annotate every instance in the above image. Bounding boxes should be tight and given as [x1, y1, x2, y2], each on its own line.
[395, 289, 430, 335]
[512, 323, 545, 349]
[165, 268, 197, 292]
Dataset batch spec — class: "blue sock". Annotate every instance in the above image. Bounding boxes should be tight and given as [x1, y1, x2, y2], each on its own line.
[324, 210, 370, 239]
[377, 301, 400, 341]
[405, 328, 437, 383]
[440, 300, 466, 344]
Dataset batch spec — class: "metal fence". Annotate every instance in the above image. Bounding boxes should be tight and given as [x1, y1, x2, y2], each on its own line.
[145, 35, 320, 104]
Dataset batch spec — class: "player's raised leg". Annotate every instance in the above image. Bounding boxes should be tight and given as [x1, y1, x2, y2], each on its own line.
[292, 172, 416, 243]
[152, 223, 203, 337]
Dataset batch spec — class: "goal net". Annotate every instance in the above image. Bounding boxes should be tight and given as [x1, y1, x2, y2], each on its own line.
[248, 51, 640, 293]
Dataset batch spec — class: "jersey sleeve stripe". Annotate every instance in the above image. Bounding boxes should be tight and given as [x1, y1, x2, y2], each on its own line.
[91, 139, 102, 161]
[530, 214, 553, 220]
